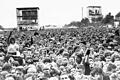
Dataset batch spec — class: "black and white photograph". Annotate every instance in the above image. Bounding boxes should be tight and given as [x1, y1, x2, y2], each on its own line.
[0, 0, 120, 80]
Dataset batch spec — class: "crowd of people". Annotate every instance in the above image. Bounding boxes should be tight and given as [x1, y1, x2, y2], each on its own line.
[0, 27, 120, 80]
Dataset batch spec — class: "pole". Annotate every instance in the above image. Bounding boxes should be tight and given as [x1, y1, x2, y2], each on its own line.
[82, 7, 83, 19]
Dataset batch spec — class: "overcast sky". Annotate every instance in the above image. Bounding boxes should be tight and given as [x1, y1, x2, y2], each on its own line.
[0, 0, 120, 28]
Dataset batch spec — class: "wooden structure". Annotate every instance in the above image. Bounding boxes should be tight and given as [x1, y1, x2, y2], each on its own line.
[16, 7, 39, 31]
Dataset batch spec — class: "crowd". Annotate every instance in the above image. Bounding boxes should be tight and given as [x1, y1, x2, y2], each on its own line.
[0, 27, 120, 80]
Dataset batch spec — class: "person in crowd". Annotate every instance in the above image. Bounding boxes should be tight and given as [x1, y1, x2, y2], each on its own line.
[90, 67, 110, 80]
[0, 26, 120, 80]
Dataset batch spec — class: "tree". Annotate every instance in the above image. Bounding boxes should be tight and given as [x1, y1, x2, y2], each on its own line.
[19, 27, 22, 31]
[115, 12, 120, 19]
[80, 18, 90, 27]
[13, 28, 17, 31]
[64, 17, 90, 28]
[102, 12, 114, 25]
[96, 17, 103, 22]
[65, 21, 81, 27]
[91, 18, 96, 22]
[91, 16, 103, 23]
[0, 25, 4, 30]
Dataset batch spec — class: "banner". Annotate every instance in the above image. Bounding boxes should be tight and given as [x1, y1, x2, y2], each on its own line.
[22, 10, 38, 20]
[88, 6, 101, 16]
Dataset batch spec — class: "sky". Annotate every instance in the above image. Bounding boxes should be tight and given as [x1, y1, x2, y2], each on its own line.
[0, 0, 120, 28]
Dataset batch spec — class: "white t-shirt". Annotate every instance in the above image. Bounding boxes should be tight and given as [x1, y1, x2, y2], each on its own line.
[74, 74, 89, 80]
[7, 43, 20, 56]
[7, 43, 19, 53]
[49, 77, 59, 80]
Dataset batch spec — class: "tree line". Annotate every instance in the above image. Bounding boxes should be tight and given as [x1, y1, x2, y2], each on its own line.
[64, 12, 120, 28]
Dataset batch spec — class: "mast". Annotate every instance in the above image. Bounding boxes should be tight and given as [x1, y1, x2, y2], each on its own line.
[82, 7, 83, 19]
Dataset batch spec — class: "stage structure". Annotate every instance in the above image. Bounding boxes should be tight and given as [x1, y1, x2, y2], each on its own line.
[16, 7, 39, 31]
[87, 6, 103, 23]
